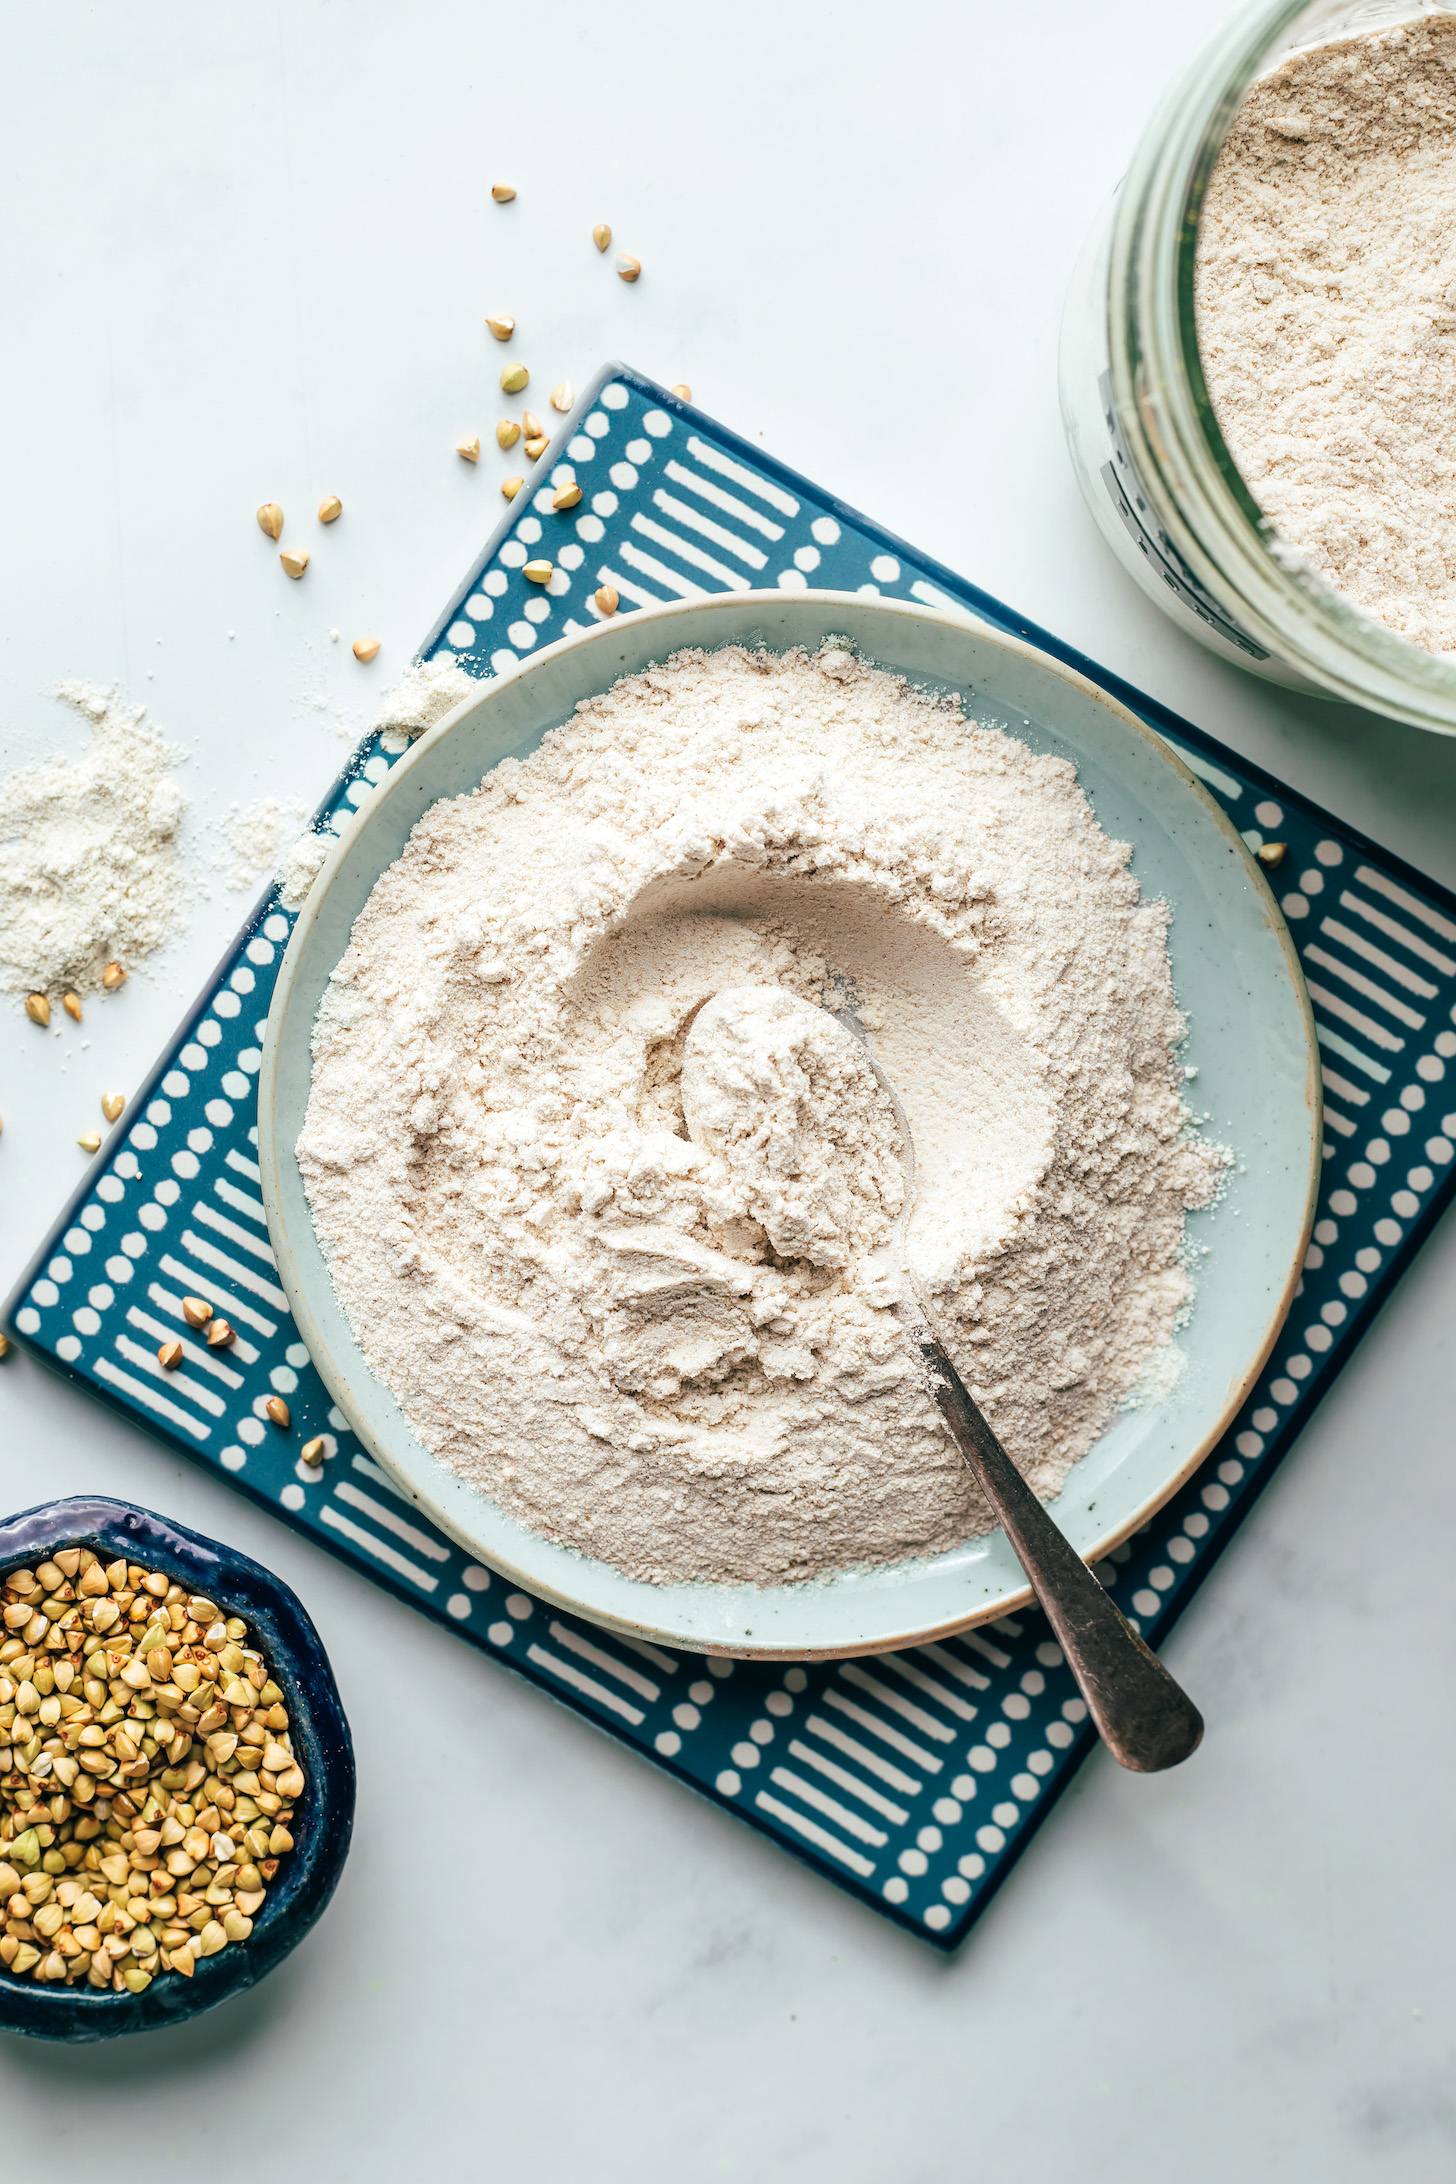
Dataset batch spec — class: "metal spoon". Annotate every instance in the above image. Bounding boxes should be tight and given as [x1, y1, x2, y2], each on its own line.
[834, 1006, 1204, 1774]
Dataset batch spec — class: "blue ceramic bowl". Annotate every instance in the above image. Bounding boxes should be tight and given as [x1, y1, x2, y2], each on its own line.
[0, 1496, 354, 2041]
[260, 590, 1320, 1659]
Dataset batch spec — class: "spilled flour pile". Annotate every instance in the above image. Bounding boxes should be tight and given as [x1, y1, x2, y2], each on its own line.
[299, 643, 1222, 1586]
[1, 659, 481, 1001]
[0, 682, 187, 998]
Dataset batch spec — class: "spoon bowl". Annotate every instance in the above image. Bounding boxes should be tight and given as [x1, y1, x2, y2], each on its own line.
[828, 1003, 1204, 1771]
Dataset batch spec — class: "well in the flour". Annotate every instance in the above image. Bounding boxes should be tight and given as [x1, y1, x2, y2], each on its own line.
[299, 641, 1223, 1588]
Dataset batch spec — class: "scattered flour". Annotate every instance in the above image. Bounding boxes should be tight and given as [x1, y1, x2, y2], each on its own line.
[1197, 15, 1456, 654]
[279, 831, 333, 913]
[0, 658, 481, 1004]
[279, 659, 482, 913]
[298, 642, 1222, 1588]
[0, 682, 187, 998]
[214, 797, 306, 893]
[1120, 1339, 1187, 1411]
[375, 658, 478, 752]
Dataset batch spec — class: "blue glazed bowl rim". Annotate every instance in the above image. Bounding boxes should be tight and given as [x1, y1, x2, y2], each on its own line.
[0, 1495, 354, 2042]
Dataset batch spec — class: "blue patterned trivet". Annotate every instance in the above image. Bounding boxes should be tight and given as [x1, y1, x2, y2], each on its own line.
[7, 365, 1456, 1949]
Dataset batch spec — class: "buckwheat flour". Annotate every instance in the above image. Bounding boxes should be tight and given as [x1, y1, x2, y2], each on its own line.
[1197, 14, 1456, 654]
[298, 642, 1221, 1587]
[0, 682, 187, 1000]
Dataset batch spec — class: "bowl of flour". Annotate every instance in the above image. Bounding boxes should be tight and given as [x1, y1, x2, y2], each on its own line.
[257, 593, 1319, 1658]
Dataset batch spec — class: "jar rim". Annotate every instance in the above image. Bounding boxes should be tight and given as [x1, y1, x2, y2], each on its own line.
[1109, 0, 1456, 732]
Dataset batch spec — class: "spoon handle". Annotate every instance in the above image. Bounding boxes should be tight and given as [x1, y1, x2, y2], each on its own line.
[910, 1325, 1204, 1773]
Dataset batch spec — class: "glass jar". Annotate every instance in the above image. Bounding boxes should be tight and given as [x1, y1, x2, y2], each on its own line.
[1059, 0, 1456, 734]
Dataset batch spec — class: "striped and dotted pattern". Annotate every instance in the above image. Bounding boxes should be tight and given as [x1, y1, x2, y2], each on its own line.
[419, 377, 964, 673]
[8, 368, 1456, 1951]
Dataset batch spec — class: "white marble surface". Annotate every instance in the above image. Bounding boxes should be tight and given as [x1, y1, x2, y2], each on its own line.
[2, 3, 1455, 2174]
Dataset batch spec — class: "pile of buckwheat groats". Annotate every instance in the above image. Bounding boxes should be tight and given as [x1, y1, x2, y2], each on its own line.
[0, 1546, 302, 1992]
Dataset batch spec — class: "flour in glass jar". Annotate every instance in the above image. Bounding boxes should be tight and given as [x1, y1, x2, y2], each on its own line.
[298, 642, 1223, 1587]
[1197, 14, 1456, 654]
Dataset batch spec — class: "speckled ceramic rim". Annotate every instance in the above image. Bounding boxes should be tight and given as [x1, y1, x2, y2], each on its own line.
[0, 1495, 355, 2041]
[259, 592, 1321, 1660]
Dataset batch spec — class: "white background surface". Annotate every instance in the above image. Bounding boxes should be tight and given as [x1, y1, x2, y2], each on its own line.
[2, 3, 1455, 2176]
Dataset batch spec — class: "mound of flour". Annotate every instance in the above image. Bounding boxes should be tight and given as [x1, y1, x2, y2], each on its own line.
[299, 643, 1221, 1587]
[0, 682, 186, 998]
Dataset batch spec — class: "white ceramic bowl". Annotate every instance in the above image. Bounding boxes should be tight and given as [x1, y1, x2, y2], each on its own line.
[258, 592, 1320, 1658]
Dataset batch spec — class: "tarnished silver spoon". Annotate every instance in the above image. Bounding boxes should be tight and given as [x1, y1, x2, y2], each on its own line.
[834, 1006, 1204, 1774]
